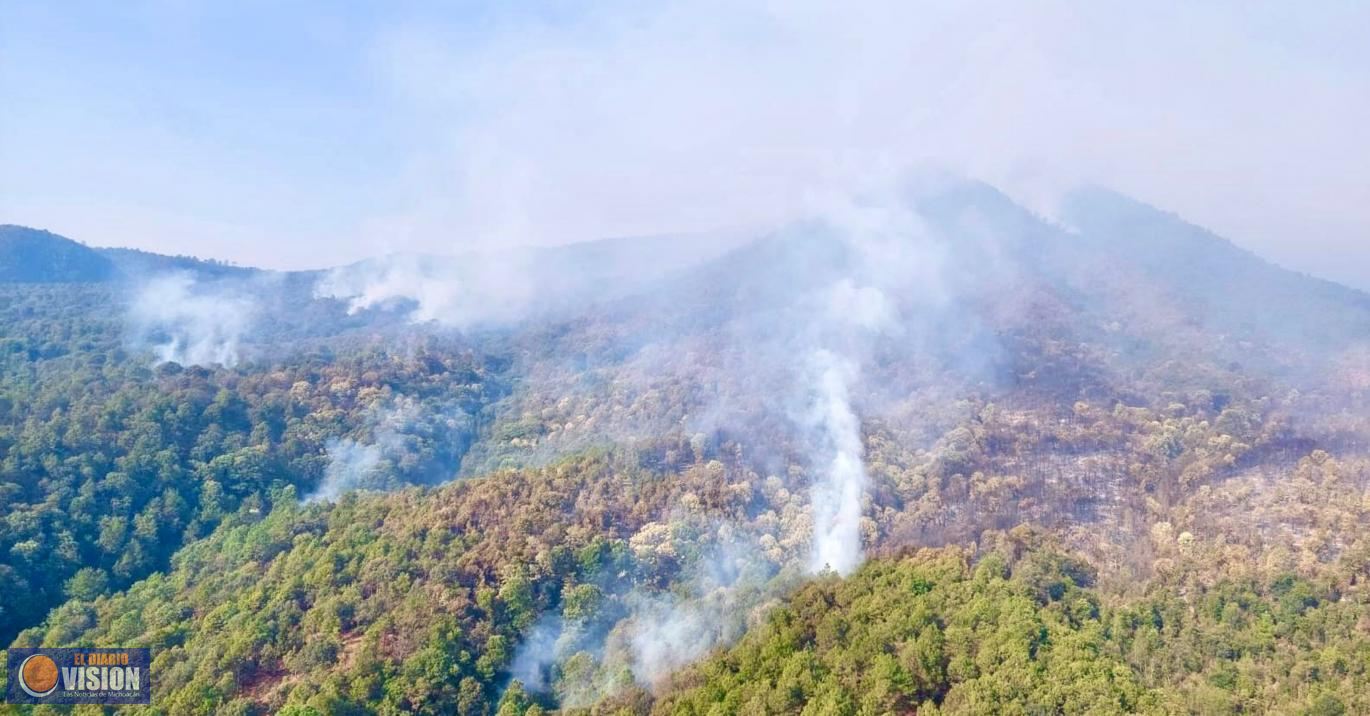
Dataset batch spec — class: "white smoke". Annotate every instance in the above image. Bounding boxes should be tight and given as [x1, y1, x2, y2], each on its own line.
[308, 438, 389, 504]
[128, 273, 255, 367]
[313, 252, 535, 327]
[804, 350, 867, 575]
[624, 582, 758, 687]
[798, 188, 945, 576]
[502, 527, 778, 705]
[307, 397, 441, 503]
[314, 234, 742, 328]
[617, 532, 775, 689]
[508, 614, 571, 693]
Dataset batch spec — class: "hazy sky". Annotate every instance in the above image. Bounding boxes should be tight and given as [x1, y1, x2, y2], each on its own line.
[2, 1, 1367, 287]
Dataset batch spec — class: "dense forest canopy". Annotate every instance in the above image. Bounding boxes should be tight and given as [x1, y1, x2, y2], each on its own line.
[1, 181, 1368, 714]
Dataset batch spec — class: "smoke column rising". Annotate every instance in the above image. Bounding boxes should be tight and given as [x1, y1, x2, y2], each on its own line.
[797, 190, 937, 576]
[806, 350, 867, 575]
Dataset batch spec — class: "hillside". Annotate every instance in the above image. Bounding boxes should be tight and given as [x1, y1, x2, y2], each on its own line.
[467, 180, 1369, 475]
[100, 246, 258, 280]
[2, 182, 1369, 714]
[0, 225, 116, 282]
[0, 225, 258, 283]
[650, 536, 1370, 715]
[1061, 188, 1370, 371]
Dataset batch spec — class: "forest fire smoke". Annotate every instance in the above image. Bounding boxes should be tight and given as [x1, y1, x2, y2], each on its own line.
[128, 273, 256, 367]
[806, 350, 867, 574]
[798, 188, 941, 575]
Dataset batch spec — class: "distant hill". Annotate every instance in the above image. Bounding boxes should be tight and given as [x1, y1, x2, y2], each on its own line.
[1061, 187, 1370, 350]
[99, 246, 257, 279]
[0, 224, 261, 283]
[0, 225, 116, 282]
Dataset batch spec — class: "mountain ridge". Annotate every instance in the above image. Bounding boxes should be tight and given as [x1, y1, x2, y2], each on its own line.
[0, 224, 117, 282]
[5, 186, 1367, 307]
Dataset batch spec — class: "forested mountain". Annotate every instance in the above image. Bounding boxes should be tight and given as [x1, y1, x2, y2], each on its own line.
[0, 225, 252, 284]
[100, 247, 257, 280]
[1061, 188, 1370, 369]
[653, 533, 1370, 715]
[1, 181, 1368, 714]
[0, 226, 116, 283]
[0, 280, 505, 644]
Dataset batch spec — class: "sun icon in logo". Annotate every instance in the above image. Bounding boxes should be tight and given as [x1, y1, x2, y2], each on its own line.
[18, 654, 59, 698]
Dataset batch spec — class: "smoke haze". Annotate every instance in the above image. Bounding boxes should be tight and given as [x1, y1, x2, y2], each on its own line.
[128, 273, 256, 367]
[308, 396, 475, 502]
[3, 3, 1366, 288]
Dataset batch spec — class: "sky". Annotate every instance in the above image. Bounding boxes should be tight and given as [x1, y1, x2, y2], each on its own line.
[1, 1, 1367, 288]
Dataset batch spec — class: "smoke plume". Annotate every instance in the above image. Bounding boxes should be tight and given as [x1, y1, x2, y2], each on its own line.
[622, 535, 770, 685]
[307, 397, 473, 502]
[128, 273, 256, 367]
[314, 234, 742, 328]
[804, 350, 867, 575]
[507, 614, 574, 694]
[502, 524, 781, 705]
[795, 188, 945, 575]
[313, 253, 535, 328]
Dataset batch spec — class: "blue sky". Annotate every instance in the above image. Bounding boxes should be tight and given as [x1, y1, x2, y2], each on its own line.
[2, 1, 1367, 288]
[2, 2, 428, 266]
